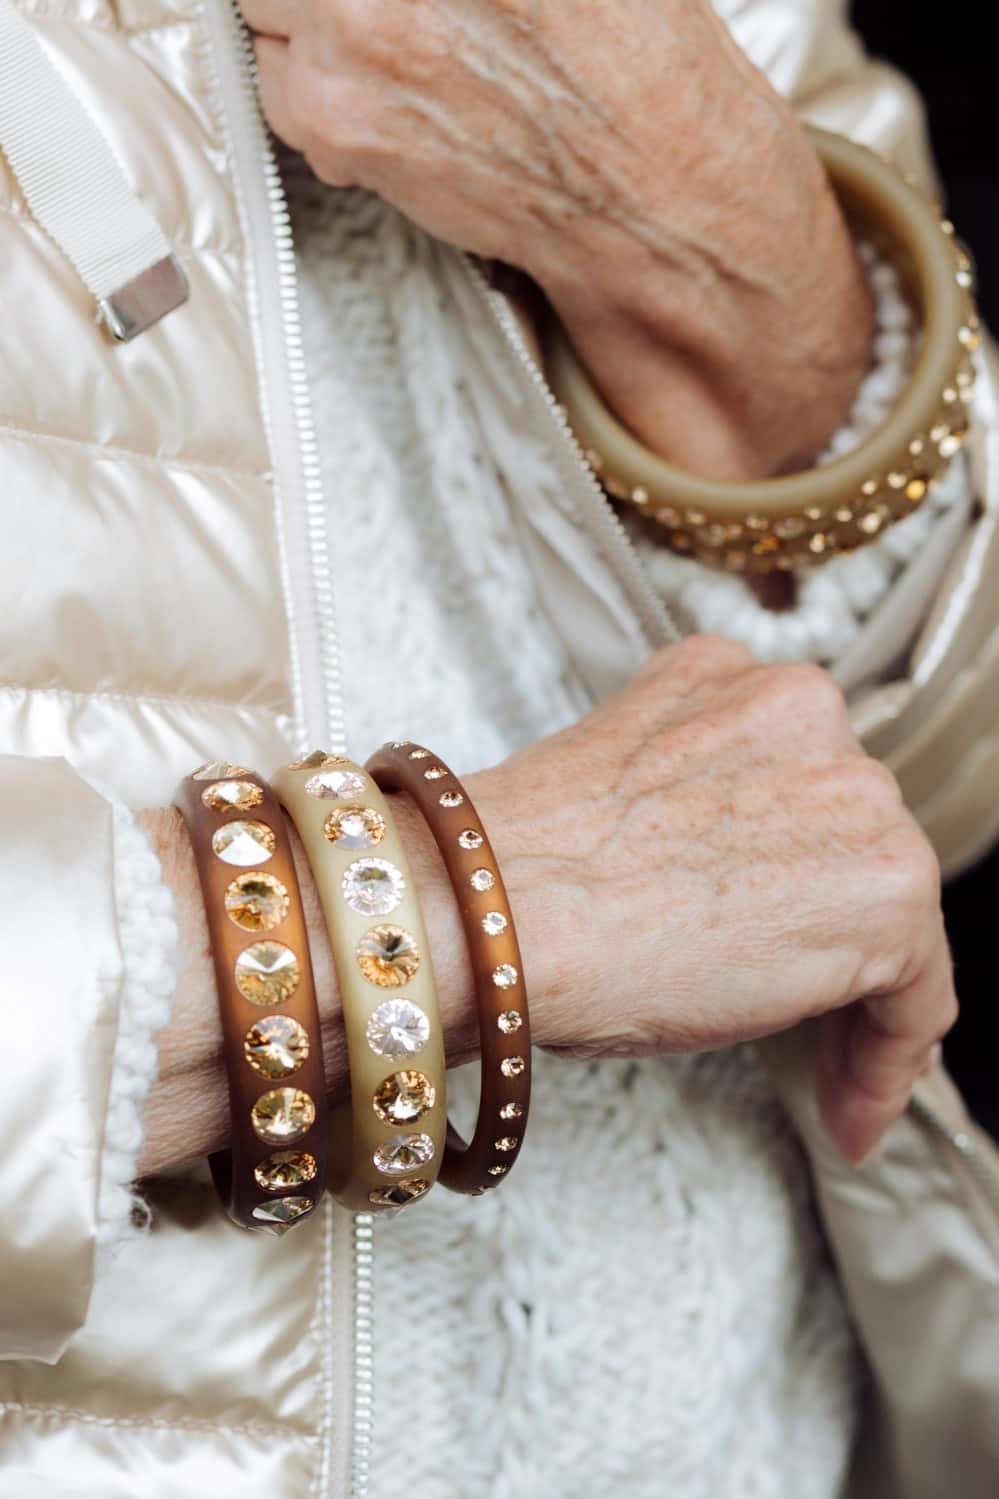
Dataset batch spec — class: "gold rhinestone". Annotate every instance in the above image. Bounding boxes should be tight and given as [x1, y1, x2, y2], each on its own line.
[774, 516, 805, 540]
[809, 534, 828, 555]
[440, 791, 464, 808]
[235, 941, 300, 1006]
[498, 1010, 523, 1034]
[202, 780, 263, 813]
[424, 766, 448, 780]
[368, 1178, 432, 1208]
[956, 368, 974, 388]
[631, 486, 649, 506]
[324, 806, 386, 850]
[193, 761, 251, 781]
[225, 873, 289, 933]
[244, 1015, 310, 1078]
[943, 387, 959, 404]
[306, 768, 367, 799]
[906, 479, 928, 503]
[745, 514, 770, 532]
[251, 1088, 316, 1144]
[887, 471, 907, 490]
[860, 479, 878, 497]
[495, 1137, 518, 1153]
[252, 1197, 314, 1229]
[685, 509, 706, 527]
[930, 424, 950, 443]
[372, 1070, 436, 1125]
[408, 749, 430, 760]
[212, 819, 276, 867]
[939, 434, 963, 458]
[957, 269, 974, 290]
[909, 437, 925, 457]
[804, 505, 825, 522]
[255, 1151, 318, 1192]
[834, 507, 854, 525]
[488, 1165, 510, 1177]
[959, 326, 980, 351]
[501, 1056, 526, 1078]
[500, 1102, 524, 1121]
[859, 511, 884, 535]
[373, 1134, 435, 1175]
[751, 535, 779, 556]
[356, 925, 421, 988]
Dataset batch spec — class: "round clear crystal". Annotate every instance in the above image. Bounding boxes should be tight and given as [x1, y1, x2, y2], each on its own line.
[499, 1102, 524, 1121]
[202, 780, 263, 813]
[458, 829, 483, 851]
[366, 999, 430, 1059]
[368, 1178, 431, 1208]
[305, 768, 367, 800]
[212, 819, 276, 867]
[254, 1151, 317, 1192]
[408, 749, 430, 760]
[234, 941, 300, 1005]
[495, 1137, 518, 1153]
[424, 766, 447, 780]
[498, 1010, 523, 1034]
[324, 806, 386, 850]
[439, 791, 464, 808]
[193, 761, 251, 781]
[251, 1088, 316, 1144]
[493, 963, 518, 989]
[469, 868, 495, 893]
[244, 1015, 310, 1078]
[225, 873, 289, 933]
[481, 911, 508, 936]
[500, 1056, 526, 1078]
[372, 1070, 436, 1125]
[342, 858, 405, 917]
[373, 1133, 435, 1176]
[252, 1196, 314, 1226]
[356, 926, 421, 988]
[488, 1165, 509, 1177]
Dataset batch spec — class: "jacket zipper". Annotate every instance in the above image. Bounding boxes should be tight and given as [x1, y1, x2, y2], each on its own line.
[203, 2, 373, 1495]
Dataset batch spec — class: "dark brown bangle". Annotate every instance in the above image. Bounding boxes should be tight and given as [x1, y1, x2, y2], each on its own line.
[365, 743, 530, 1195]
[174, 761, 328, 1234]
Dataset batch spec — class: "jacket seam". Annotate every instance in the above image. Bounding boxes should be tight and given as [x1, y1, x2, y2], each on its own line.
[0, 1399, 314, 1442]
[0, 679, 291, 720]
[0, 419, 270, 485]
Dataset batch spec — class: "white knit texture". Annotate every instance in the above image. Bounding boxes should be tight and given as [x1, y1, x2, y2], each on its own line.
[285, 161, 860, 1499]
[98, 798, 179, 1263]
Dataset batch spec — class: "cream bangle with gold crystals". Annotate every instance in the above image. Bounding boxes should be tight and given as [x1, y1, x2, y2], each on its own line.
[272, 752, 447, 1214]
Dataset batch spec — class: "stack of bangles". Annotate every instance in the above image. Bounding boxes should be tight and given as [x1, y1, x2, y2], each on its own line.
[175, 744, 530, 1233]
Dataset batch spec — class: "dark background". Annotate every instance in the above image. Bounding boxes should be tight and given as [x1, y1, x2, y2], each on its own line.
[853, 2, 998, 1135]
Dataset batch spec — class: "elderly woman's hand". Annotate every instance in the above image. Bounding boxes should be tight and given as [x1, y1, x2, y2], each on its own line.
[242, 0, 872, 480]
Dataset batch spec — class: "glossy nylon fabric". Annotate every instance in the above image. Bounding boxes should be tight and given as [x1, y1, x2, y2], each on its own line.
[0, 0, 998, 1495]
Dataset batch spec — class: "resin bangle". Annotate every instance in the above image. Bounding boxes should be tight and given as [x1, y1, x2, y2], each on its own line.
[272, 752, 448, 1214]
[174, 761, 328, 1235]
[366, 743, 530, 1196]
[545, 127, 979, 573]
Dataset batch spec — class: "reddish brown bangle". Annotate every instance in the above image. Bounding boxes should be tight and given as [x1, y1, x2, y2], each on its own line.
[366, 743, 530, 1195]
[174, 761, 328, 1234]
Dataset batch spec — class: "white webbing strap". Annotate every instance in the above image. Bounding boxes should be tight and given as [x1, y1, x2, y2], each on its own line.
[0, 0, 188, 339]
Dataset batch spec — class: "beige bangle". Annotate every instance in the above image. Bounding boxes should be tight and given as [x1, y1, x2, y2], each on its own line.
[545, 126, 979, 573]
[272, 751, 447, 1214]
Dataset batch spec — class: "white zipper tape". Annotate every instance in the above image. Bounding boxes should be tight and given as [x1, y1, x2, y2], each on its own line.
[0, 0, 187, 339]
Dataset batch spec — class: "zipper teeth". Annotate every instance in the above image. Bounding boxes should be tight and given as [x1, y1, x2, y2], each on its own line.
[351, 1215, 376, 1498]
[229, 13, 347, 760]
[462, 257, 682, 647]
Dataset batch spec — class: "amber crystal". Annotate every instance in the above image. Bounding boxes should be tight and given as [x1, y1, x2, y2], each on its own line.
[251, 1088, 316, 1144]
[355, 925, 421, 988]
[251, 1196, 314, 1227]
[244, 1015, 310, 1078]
[368, 1178, 431, 1208]
[201, 780, 263, 814]
[234, 941, 300, 1006]
[225, 873, 289, 933]
[373, 1133, 435, 1176]
[254, 1151, 317, 1192]
[372, 1070, 436, 1126]
[212, 819, 276, 867]
[324, 806, 386, 850]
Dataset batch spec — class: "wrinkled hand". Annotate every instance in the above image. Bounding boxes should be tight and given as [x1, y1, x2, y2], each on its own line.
[241, 0, 872, 478]
[471, 637, 956, 1165]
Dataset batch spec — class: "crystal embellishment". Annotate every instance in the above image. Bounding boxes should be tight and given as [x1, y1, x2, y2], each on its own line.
[424, 766, 447, 780]
[251, 1088, 316, 1144]
[440, 791, 464, 808]
[493, 964, 518, 989]
[469, 869, 495, 893]
[356, 925, 421, 988]
[482, 911, 508, 936]
[501, 1056, 526, 1078]
[252, 1196, 314, 1227]
[324, 806, 386, 850]
[498, 1010, 523, 1034]
[373, 1133, 435, 1176]
[369, 1178, 432, 1208]
[234, 941, 300, 1005]
[225, 873, 289, 933]
[458, 829, 483, 851]
[202, 780, 263, 813]
[499, 1102, 524, 1120]
[244, 1015, 310, 1078]
[408, 749, 430, 760]
[254, 1151, 318, 1191]
[372, 1070, 436, 1125]
[488, 1165, 509, 1177]
[305, 769, 367, 800]
[342, 858, 405, 917]
[291, 750, 347, 771]
[366, 999, 431, 1059]
[193, 761, 251, 781]
[212, 819, 276, 867]
[495, 1137, 518, 1153]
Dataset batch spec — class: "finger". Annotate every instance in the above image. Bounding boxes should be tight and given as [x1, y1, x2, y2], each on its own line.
[816, 931, 957, 1165]
[253, 36, 303, 150]
[238, 0, 296, 38]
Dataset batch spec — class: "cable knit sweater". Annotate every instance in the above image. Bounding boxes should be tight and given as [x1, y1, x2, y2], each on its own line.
[281, 158, 861, 1498]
